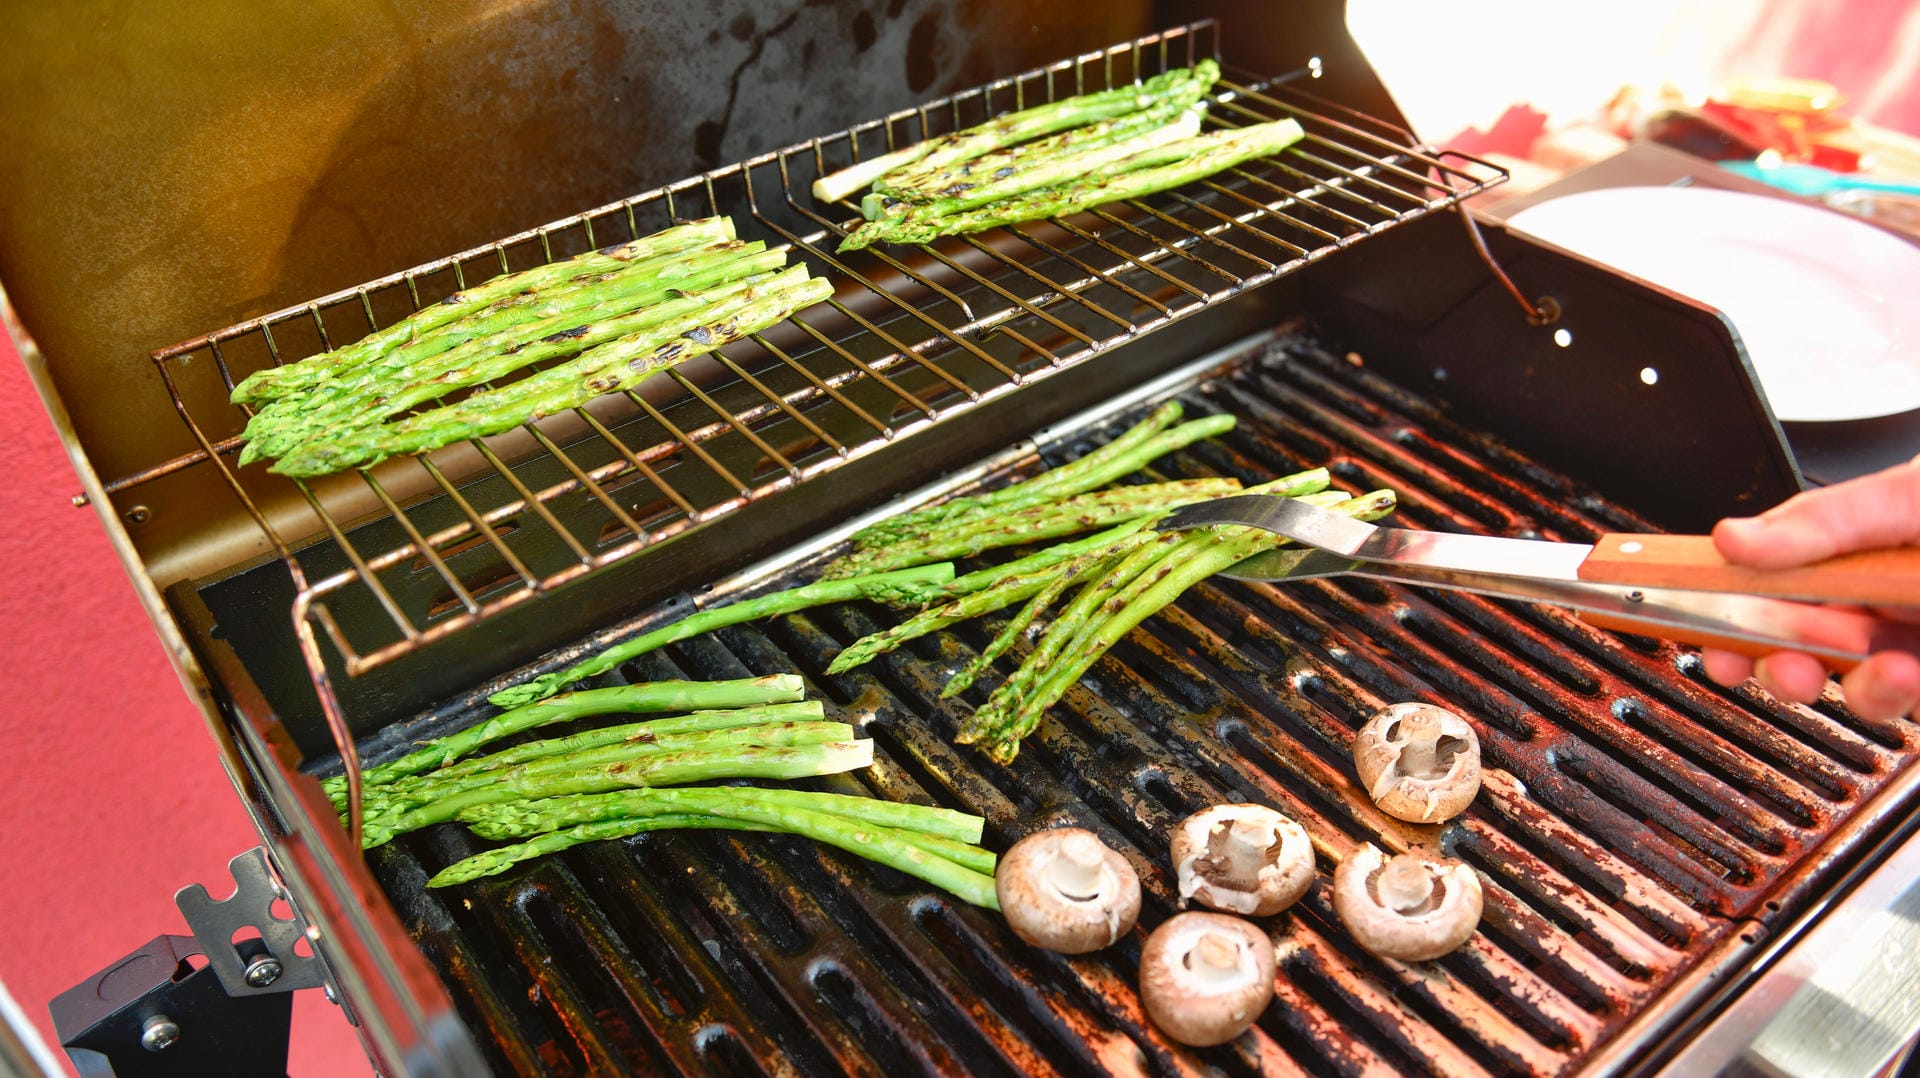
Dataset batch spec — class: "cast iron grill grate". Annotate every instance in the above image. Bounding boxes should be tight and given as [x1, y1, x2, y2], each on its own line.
[352, 334, 1916, 1077]
[124, 20, 1502, 681]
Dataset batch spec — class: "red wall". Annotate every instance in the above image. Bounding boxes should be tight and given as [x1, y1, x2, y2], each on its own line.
[0, 331, 369, 1075]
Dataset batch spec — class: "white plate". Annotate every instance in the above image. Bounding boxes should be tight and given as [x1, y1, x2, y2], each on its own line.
[1506, 185, 1920, 423]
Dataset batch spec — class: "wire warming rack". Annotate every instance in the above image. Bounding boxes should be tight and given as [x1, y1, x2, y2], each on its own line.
[132, 20, 1504, 691]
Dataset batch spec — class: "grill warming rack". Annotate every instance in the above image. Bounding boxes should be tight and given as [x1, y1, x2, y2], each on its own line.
[122, 20, 1501, 687]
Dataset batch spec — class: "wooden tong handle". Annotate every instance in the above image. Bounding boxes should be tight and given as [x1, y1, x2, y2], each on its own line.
[1578, 534, 1920, 607]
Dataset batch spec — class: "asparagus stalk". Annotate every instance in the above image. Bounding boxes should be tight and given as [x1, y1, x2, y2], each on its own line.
[871, 96, 1209, 203]
[862, 108, 1204, 223]
[428, 815, 774, 886]
[970, 489, 1400, 761]
[487, 563, 955, 709]
[821, 477, 1244, 579]
[363, 739, 875, 848]
[369, 721, 856, 816]
[840, 119, 1306, 251]
[461, 785, 986, 846]
[271, 269, 833, 476]
[231, 217, 736, 404]
[242, 244, 787, 462]
[939, 548, 1118, 699]
[328, 702, 829, 815]
[811, 61, 1220, 203]
[322, 675, 803, 797]
[845, 408, 1235, 546]
[425, 702, 825, 781]
[430, 804, 1001, 908]
[827, 527, 1156, 674]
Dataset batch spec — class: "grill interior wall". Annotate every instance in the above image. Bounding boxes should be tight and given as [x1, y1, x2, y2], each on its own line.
[358, 335, 1916, 1077]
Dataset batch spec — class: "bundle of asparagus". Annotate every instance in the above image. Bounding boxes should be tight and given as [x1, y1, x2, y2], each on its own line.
[232, 216, 833, 478]
[331, 674, 998, 906]
[814, 60, 1307, 252]
[819, 406, 1398, 761]
[470, 402, 1390, 764]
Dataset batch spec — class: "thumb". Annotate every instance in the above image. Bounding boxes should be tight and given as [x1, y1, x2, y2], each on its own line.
[1713, 456, 1920, 570]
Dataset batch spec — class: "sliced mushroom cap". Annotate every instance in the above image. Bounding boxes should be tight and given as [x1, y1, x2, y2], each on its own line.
[1331, 843, 1482, 962]
[1169, 804, 1315, 917]
[1353, 702, 1482, 823]
[1138, 911, 1277, 1047]
[996, 827, 1142, 954]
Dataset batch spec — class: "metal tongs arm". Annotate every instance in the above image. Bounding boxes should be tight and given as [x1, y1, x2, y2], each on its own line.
[1156, 495, 1920, 667]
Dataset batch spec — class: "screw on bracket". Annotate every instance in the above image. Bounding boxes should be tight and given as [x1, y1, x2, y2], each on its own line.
[139, 1014, 179, 1052]
[243, 954, 284, 989]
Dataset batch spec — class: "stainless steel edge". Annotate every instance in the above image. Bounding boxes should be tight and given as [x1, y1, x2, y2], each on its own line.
[1581, 727, 1920, 1076]
[0, 977, 59, 1078]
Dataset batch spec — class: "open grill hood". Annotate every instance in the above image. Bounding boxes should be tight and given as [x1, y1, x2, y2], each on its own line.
[3, 2, 1892, 1075]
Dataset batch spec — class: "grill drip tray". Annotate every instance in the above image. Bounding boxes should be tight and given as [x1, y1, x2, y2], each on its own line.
[351, 332, 1917, 1077]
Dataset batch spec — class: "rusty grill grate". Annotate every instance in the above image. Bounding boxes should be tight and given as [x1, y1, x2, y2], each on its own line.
[126, 20, 1502, 687]
[347, 335, 1917, 1077]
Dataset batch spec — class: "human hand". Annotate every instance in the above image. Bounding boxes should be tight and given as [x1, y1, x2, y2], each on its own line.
[1699, 456, 1920, 720]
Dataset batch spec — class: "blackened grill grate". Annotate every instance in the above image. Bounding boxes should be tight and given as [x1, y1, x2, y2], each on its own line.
[358, 333, 1916, 1077]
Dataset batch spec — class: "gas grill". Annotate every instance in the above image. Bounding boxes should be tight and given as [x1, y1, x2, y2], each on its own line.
[7, 3, 1917, 1076]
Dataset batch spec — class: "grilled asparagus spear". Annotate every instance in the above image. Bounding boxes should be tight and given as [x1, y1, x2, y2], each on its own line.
[241, 242, 786, 463]
[961, 489, 1399, 761]
[840, 119, 1305, 251]
[860, 107, 1203, 222]
[231, 217, 736, 404]
[320, 675, 803, 800]
[270, 267, 832, 476]
[811, 61, 1220, 203]
[486, 563, 957, 709]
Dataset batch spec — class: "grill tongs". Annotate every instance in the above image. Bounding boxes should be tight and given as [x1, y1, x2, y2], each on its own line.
[1157, 495, 1920, 667]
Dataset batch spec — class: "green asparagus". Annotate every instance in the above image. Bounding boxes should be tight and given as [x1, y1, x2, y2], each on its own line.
[487, 563, 956, 709]
[843, 408, 1237, 546]
[862, 109, 1205, 224]
[821, 477, 1245, 579]
[965, 489, 1400, 761]
[322, 675, 803, 798]
[368, 721, 855, 817]
[461, 785, 986, 845]
[231, 217, 736, 404]
[811, 62, 1220, 204]
[870, 95, 1210, 203]
[271, 269, 833, 476]
[362, 739, 875, 848]
[840, 119, 1306, 251]
[241, 243, 787, 463]
[429, 803, 1000, 908]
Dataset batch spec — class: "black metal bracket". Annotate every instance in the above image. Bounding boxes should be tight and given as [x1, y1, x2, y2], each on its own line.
[175, 849, 329, 998]
[48, 849, 343, 1077]
[50, 934, 294, 1078]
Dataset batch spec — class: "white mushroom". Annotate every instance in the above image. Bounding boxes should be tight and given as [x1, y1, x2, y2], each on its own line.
[1352, 702, 1482, 823]
[1169, 804, 1315, 917]
[1138, 911, 1277, 1047]
[1331, 843, 1482, 961]
[995, 827, 1141, 953]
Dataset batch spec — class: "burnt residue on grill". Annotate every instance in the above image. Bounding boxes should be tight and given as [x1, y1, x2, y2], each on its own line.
[362, 335, 1915, 1076]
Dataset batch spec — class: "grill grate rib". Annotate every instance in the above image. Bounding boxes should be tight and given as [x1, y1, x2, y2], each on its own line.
[341, 333, 1916, 1076]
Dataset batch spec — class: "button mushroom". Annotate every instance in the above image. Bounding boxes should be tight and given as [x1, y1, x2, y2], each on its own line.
[995, 827, 1141, 953]
[1332, 843, 1482, 961]
[1352, 702, 1482, 823]
[1169, 804, 1315, 917]
[1138, 911, 1277, 1047]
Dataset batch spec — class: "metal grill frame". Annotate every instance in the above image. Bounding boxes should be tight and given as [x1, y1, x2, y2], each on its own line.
[126, 20, 1502, 684]
[330, 331, 1920, 1077]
